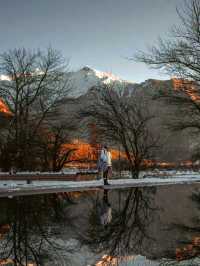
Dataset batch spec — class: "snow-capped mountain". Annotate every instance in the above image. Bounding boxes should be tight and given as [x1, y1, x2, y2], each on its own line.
[0, 66, 135, 99]
[0, 66, 164, 99]
[67, 66, 134, 98]
[66, 66, 172, 98]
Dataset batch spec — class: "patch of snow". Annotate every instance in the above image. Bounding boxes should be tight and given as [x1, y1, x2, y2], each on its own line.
[1, 175, 200, 196]
[93, 68, 124, 83]
[0, 74, 10, 81]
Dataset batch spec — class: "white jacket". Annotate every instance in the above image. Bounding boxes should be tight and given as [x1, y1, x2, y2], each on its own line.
[99, 149, 112, 169]
[106, 151, 112, 166]
[100, 150, 112, 165]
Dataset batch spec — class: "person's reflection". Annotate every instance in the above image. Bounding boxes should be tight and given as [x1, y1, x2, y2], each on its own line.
[99, 190, 112, 226]
[85, 187, 158, 259]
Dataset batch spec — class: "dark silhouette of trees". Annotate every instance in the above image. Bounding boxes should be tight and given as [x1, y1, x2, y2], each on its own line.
[80, 84, 159, 178]
[135, 0, 200, 139]
[38, 121, 77, 172]
[0, 48, 73, 171]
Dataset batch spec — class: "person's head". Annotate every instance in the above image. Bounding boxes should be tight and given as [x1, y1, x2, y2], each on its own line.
[104, 145, 109, 151]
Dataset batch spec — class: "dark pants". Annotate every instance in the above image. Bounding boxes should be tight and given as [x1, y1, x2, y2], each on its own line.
[103, 166, 112, 185]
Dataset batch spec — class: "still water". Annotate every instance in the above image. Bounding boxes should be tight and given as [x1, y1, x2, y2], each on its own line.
[0, 184, 200, 266]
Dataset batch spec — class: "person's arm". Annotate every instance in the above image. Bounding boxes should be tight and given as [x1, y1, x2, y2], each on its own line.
[108, 151, 112, 165]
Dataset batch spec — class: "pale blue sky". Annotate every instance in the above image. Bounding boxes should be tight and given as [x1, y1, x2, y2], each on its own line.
[0, 0, 182, 82]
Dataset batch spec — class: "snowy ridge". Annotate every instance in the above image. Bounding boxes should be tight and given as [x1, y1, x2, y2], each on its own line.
[0, 67, 172, 99]
[0, 67, 131, 98]
[67, 66, 134, 97]
[0, 66, 164, 99]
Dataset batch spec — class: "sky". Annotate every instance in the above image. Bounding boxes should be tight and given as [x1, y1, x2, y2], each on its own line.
[0, 0, 183, 83]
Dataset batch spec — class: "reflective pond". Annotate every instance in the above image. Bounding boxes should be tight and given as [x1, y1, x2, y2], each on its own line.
[0, 184, 200, 266]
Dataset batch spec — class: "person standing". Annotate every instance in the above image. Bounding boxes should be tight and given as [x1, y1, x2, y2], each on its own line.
[97, 146, 107, 180]
[103, 145, 112, 185]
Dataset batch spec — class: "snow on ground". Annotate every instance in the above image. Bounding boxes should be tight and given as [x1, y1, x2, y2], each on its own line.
[1, 170, 200, 195]
[1, 175, 200, 194]
[29, 175, 200, 188]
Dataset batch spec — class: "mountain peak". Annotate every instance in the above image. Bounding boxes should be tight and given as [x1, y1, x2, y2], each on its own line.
[66, 66, 136, 98]
[80, 66, 126, 83]
[80, 66, 93, 72]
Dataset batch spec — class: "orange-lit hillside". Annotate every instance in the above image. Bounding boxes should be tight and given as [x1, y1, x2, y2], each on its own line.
[176, 236, 200, 261]
[0, 99, 10, 114]
[63, 140, 124, 168]
[172, 78, 200, 101]
[63, 140, 198, 169]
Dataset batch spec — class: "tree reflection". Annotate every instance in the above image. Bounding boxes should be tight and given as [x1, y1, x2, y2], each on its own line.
[85, 187, 157, 259]
[0, 194, 70, 266]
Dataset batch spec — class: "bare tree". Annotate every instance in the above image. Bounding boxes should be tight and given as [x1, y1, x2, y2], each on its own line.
[0, 48, 72, 171]
[80, 84, 158, 178]
[135, 0, 200, 138]
[38, 121, 77, 172]
[83, 188, 157, 261]
[0, 194, 72, 266]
